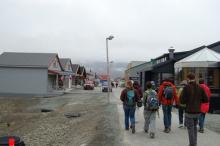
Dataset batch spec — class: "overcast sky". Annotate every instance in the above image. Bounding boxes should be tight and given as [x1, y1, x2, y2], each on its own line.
[0, 0, 219, 63]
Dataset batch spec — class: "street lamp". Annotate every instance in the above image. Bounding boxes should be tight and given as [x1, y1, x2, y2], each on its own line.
[106, 35, 114, 103]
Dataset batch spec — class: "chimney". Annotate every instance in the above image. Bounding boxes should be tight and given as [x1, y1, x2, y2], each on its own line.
[168, 47, 175, 60]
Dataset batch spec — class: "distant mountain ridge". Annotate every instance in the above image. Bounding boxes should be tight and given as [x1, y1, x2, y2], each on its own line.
[82, 61, 127, 79]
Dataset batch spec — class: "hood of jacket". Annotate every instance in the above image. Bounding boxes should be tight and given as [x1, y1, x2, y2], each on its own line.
[162, 81, 173, 86]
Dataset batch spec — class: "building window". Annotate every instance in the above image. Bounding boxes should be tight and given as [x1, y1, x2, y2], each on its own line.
[208, 69, 214, 87]
[156, 59, 160, 64]
[175, 67, 183, 85]
[188, 68, 195, 73]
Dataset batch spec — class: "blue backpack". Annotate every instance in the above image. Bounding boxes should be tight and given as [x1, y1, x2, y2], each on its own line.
[146, 90, 159, 111]
[163, 86, 173, 100]
[127, 90, 135, 106]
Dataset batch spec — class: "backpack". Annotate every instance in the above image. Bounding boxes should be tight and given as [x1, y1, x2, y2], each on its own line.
[163, 85, 173, 100]
[146, 90, 159, 111]
[127, 90, 135, 106]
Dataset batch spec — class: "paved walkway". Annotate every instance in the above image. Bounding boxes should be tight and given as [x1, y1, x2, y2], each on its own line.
[111, 88, 220, 146]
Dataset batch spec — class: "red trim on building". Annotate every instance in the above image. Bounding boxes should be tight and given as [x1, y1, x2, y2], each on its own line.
[48, 70, 60, 75]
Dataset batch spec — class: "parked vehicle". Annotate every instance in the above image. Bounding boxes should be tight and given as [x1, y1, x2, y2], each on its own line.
[101, 80, 112, 92]
[84, 80, 94, 90]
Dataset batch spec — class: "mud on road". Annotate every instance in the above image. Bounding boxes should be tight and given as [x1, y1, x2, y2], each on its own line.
[0, 89, 122, 146]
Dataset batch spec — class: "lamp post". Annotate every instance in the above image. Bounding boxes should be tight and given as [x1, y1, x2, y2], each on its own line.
[106, 35, 114, 103]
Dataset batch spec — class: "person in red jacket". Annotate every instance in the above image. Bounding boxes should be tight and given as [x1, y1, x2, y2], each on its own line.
[198, 79, 211, 133]
[158, 79, 179, 133]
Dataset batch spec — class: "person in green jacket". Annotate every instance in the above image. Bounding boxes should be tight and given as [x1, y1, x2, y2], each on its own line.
[178, 80, 187, 128]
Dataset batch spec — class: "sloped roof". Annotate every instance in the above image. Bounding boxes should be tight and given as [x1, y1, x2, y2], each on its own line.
[0, 52, 58, 68]
[60, 58, 70, 68]
[154, 45, 205, 61]
[72, 64, 80, 73]
[207, 41, 220, 53]
[79, 66, 85, 74]
[175, 48, 220, 68]
[78, 66, 86, 77]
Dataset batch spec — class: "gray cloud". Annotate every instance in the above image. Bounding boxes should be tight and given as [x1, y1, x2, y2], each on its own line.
[0, 0, 220, 63]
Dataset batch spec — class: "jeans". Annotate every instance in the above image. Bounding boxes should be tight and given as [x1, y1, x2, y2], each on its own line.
[123, 105, 136, 129]
[185, 116, 199, 146]
[162, 105, 172, 129]
[199, 113, 206, 129]
[178, 107, 185, 125]
[144, 110, 156, 133]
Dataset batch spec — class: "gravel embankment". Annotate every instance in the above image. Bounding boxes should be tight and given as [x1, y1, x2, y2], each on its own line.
[0, 88, 122, 146]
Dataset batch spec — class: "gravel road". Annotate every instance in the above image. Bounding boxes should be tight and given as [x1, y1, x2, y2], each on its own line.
[0, 88, 122, 146]
[1, 88, 219, 146]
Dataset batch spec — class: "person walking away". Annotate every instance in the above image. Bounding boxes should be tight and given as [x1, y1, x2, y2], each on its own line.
[120, 80, 140, 134]
[133, 81, 143, 123]
[143, 81, 159, 138]
[116, 82, 118, 88]
[178, 80, 187, 128]
[111, 82, 114, 88]
[133, 81, 143, 99]
[158, 79, 178, 133]
[198, 79, 211, 133]
[180, 73, 208, 146]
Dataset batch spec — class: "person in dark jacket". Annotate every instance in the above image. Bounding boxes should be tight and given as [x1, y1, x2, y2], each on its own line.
[133, 81, 143, 123]
[120, 80, 140, 134]
[180, 73, 208, 146]
[133, 81, 143, 99]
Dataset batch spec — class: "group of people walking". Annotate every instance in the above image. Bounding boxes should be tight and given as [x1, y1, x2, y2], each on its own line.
[120, 73, 210, 146]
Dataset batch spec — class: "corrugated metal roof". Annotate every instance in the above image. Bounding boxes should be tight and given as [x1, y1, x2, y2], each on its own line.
[0, 52, 57, 67]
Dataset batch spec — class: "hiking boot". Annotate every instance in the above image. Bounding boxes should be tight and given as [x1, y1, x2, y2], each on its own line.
[125, 127, 129, 131]
[150, 132, 155, 138]
[179, 124, 184, 128]
[144, 129, 148, 133]
[132, 126, 135, 134]
[163, 128, 170, 133]
[199, 128, 204, 133]
[130, 125, 132, 129]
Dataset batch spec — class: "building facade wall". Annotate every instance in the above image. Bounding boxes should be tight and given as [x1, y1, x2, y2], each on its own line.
[48, 74, 56, 92]
[0, 67, 48, 95]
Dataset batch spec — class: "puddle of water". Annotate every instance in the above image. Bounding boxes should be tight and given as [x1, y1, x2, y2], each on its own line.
[41, 109, 53, 113]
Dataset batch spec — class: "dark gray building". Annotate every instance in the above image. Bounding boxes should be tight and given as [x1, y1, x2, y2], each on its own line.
[60, 58, 74, 89]
[71, 64, 80, 86]
[0, 52, 64, 96]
